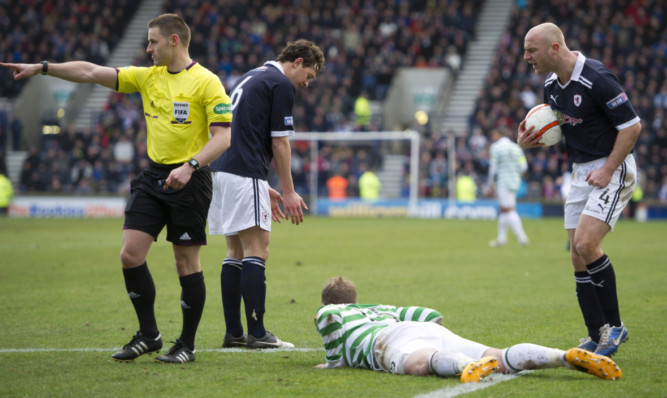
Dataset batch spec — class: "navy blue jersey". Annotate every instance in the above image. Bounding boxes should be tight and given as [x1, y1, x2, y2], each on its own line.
[543, 53, 640, 163]
[210, 61, 295, 179]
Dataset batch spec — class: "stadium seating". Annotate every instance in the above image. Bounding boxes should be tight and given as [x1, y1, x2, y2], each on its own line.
[0, 0, 664, 203]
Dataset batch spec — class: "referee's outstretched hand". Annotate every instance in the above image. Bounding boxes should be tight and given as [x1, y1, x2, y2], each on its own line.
[0, 62, 40, 80]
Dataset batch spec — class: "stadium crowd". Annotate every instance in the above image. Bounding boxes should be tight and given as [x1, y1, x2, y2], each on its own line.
[1, 0, 665, 204]
[464, 0, 667, 202]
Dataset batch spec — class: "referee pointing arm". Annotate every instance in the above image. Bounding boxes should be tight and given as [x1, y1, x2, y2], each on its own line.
[1, 13, 232, 364]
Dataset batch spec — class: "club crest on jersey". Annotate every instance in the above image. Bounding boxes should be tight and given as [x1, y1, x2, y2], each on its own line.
[173, 102, 190, 123]
[606, 92, 628, 109]
[284, 116, 293, 126]
[574, 94, 582, 107]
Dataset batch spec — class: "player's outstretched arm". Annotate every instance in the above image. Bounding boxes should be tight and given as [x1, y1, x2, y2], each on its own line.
[0, 61, 117, 90]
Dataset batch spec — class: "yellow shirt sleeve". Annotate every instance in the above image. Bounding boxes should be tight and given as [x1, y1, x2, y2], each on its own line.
[201, 73, 232, 125]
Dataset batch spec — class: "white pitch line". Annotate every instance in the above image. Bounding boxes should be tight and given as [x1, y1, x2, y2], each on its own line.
[414, 371, 531, 398]
[1, 347, 525, 397]
[0, 347, 322, 354]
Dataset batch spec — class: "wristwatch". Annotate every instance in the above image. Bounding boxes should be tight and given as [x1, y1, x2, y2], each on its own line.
[41, 61, 49, 75]
[187, 158, 200, 171]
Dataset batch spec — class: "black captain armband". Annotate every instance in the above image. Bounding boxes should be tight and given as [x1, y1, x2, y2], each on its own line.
[40, 61, 49, 75]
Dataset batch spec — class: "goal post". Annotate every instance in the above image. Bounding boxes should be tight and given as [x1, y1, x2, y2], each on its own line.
[290, 131, 420, 215]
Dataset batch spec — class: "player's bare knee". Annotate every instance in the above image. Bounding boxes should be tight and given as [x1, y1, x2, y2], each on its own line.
[483, 348, 507, 373]
[119, 247, 143, 268]
[403, 359, 430, 376]
[574, 238, 598, 260]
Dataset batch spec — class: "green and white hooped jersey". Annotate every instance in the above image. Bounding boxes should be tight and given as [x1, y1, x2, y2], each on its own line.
[489, 136, 527, 191]
[314, 304, 443, 369]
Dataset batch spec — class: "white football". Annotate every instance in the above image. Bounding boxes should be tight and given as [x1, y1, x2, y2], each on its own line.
[524, 104, 562, 146]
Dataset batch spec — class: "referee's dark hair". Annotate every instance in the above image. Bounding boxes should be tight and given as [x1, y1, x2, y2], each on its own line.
[148, 13, 191, 48]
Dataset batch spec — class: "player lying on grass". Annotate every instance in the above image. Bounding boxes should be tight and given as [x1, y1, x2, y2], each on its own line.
[313, 277, 621, 382]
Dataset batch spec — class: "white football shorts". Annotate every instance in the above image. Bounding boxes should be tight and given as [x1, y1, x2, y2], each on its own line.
[373, 321, 489, 374]
[496, 187, 517, 208]
[208, 171, 271, 236]
[564, 154, 636, 231]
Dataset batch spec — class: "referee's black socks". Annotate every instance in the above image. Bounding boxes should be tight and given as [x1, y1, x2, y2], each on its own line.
[122, 263, 159, 339]
[179, 271, 206, 350]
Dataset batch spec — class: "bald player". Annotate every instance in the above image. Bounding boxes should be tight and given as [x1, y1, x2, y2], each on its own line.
[518, 22, 640, 357]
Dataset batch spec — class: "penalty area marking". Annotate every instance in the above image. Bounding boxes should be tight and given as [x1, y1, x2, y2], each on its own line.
[414, 371, 531, 398]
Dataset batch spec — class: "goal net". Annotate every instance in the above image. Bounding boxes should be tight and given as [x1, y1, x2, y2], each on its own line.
[269, 131, 420, 215]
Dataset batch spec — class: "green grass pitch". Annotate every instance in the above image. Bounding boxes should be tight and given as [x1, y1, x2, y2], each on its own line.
[0, 216, 665, 397]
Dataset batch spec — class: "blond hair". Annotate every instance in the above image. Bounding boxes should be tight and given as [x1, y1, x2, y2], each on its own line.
[321, 277, 357, 305]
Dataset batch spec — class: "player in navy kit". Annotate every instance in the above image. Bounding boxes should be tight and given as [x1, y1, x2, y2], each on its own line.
[208, 40, 325, 349]
[518, 23, 641, 357]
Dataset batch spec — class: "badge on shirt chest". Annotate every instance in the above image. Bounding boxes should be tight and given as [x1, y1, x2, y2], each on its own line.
[173, 102, 190, 123]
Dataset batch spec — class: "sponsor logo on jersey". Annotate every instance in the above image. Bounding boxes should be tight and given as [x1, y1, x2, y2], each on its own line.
[214, 103, 231, 114]
[553, 109, 583, 127]
[574, 94, 582, 107]
[606, 92, 628, 109]
[173, 102, 190, 123]
[549, 94, 559, 104]
[284, 116, 294, 126]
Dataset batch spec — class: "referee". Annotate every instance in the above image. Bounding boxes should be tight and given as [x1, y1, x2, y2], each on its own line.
[1, 14, 232, 363]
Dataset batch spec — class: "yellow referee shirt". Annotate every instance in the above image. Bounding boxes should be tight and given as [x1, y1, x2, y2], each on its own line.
[116, 62, 232, 164]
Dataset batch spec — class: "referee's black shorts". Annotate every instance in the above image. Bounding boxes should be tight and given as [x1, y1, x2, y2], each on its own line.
[124, 160, 212, 245]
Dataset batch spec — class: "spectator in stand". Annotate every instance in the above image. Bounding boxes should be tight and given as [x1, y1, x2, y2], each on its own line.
[0, 167, 13, 215]
[3, 0, 664, 200]
[358, 162, 382, 200]
[326, 170, 349, 200]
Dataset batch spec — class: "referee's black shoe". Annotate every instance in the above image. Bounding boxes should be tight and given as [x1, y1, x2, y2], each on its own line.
[111, 331, 163, 361]
[155, 339, 196, 364]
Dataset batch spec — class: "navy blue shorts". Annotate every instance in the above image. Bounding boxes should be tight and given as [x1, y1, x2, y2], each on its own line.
[124, 160, 212, 245]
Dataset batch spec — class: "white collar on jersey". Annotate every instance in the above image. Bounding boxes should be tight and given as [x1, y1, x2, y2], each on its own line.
[570, 51, 586, 82]
[264, 60, 285, 75]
